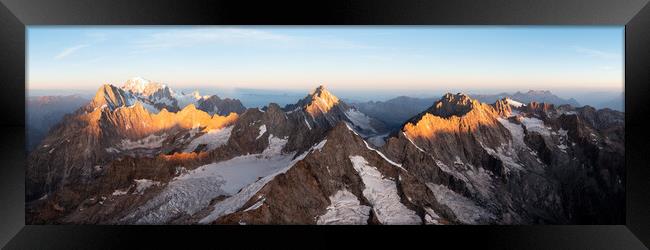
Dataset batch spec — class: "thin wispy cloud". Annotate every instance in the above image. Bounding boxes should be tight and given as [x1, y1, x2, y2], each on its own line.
[54, 32, 108, 61]
[85, 32, 108, 42]
[133, 28, 294, 50]
[303, 37, 377, 50]
[573, 46, 620, 60]
[132, 28, 376, 51]
[54, 44, 89, 60]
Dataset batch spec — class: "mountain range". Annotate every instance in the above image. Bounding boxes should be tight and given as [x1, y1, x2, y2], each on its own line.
[26, 78, 625, 225]
[350, 90, 584, 129]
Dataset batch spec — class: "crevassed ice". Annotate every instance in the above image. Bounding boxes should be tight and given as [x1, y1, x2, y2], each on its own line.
[425, 183, 495, 224]
[521, 117, 550, 136]
[317, 189, 370, 225]
[124, 135, 290, 224]
[198, 138, 327, 224]
[348, 155, 420, 225]
[497, 118, 525, 147]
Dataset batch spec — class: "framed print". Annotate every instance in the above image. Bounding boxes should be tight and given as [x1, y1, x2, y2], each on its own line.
[1, 0, 649, 249]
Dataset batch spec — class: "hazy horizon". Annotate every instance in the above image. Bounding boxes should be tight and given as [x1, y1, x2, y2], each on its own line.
[27, 82, 623, 110]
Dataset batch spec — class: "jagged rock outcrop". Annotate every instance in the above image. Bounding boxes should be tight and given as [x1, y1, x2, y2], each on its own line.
[284, 85, 387, 139]
[212, 123, 441, 225]
[398, 93, 512, 172]
[383, 94, 624, 224]
[90, 84, 136, 111]
[26, 83, 239, 206]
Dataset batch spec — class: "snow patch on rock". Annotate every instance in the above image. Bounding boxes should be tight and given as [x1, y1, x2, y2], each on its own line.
[256, 125, 267, 140]
[183, 126, 233, 152]
[505, 98, 525, 108]
[134, 179, 160, 194]
[118, 134, 167, 150]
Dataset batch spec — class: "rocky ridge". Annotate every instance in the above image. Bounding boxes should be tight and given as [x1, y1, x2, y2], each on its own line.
[26, 84, 624, 225]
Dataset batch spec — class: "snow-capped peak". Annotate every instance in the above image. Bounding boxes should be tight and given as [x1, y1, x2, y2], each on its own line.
[122, 77, 166, 96]
[174, 90, 208, 108]
[505, 98, 525, 108]
[191, 90, 202, 100]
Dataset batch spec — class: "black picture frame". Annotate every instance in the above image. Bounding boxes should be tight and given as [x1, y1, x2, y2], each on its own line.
[1, 0, 649, 248]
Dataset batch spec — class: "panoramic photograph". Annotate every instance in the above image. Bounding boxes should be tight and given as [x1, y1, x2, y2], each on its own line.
[26, 26, 624, 225]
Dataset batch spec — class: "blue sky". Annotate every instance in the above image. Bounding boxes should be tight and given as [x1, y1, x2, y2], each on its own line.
[28, 26, 623, 94]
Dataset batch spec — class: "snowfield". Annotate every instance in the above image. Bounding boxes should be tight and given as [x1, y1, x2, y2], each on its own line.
[521, 117, 551, 136]
[345, 108, 377, 133]
[199, 138, 328, 224]
[183, 126, 233, 152]
[497, 118, 525, 147]
[349, 155, 421, 225]
[506, 98, 525, 108]
[433, 158, 495, 203]
[317, 189, 371, 225]
[426, 183, 495, 224]
[124, 135, 294, 224]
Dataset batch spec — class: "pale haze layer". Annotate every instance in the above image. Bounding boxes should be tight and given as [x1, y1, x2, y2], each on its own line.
[28, 26, 623, 97]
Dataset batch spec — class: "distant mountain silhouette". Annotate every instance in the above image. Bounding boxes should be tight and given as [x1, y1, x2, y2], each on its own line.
[27, 95, 89, 152]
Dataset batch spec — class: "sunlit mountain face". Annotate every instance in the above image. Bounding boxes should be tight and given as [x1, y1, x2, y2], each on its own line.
[25, 78, 624, 225]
